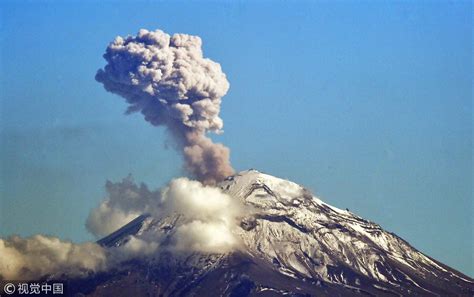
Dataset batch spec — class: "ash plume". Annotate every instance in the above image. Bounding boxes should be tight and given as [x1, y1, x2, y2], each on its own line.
[96, 29, 234, 184]
[86, 176, 243, 252]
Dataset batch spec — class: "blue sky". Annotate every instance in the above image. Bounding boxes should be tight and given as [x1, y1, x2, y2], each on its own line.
[1, 1, 472, 276]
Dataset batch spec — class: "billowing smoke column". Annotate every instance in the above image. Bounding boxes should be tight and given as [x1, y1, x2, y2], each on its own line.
[96, 29, 234, 184]
[0, 29, 241, 281]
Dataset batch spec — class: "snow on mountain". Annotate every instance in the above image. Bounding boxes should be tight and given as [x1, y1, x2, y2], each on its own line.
[87, 170, 473, 296]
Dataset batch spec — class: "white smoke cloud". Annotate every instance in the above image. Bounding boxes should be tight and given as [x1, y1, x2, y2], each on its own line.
[86, 176, 161, 237]
[87, 176, 243, 253]
[86, 204, 140, 238]
[109, 235, 161, 264]
[0, 233, 166, 280]
[0, 235, 108, 280]
[173, 221, 238, 253]
[161, 177, 240, 223]
[160, 178, 242, 253]
[96, 29, 234, 184]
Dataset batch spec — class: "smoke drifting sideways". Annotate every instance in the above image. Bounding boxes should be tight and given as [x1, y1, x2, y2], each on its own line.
[96, 29, 234, 185]
[87, 177, 242, 252]
[0, 233, 161, 280]
[0, 236, 106, 280]
[0, 178, 243, 280]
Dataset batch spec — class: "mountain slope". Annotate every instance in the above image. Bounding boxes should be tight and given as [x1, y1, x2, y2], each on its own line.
[75, 170, 473, 296]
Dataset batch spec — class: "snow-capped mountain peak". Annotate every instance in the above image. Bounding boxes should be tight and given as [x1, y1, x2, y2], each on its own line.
[94, 170, 473, 296]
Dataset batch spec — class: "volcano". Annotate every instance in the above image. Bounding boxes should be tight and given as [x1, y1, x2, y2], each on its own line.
[69, 170, 473, 296]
